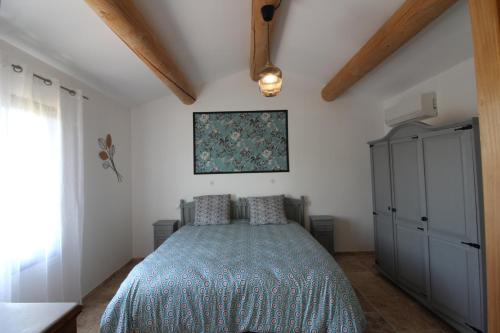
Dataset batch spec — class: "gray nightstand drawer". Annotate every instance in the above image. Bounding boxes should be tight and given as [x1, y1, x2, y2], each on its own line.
[311, 223, 333, 232]
[153, 220, 179, 250]
[154, 236, 166, 250]
[155, 227, 173, 238]
[309, 215, 335, 255]
[314, 232, 334, 254]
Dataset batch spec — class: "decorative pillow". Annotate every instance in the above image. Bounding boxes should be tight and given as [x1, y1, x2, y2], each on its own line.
[194, 194, 231, 225]
[247, 195, 288, 225]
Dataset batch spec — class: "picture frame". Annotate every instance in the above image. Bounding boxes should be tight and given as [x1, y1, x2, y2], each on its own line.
[193, 110, 289, 174]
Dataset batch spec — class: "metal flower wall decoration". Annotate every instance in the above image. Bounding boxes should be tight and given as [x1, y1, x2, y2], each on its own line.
[98, 134, 123, 182]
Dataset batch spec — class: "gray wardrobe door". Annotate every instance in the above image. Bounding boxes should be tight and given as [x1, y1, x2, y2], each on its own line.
[371, 142, 392, 214]
[421, 128, 484, 330]
[374, 213, 396, 277]
[390, 138, 428, 295]
[370, 142, 395, 278]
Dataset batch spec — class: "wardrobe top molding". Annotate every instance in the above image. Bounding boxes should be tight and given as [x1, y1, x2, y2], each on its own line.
[367, 117, 478, 145]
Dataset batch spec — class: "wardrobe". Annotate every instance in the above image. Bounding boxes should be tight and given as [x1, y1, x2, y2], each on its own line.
[369, 118, 485, 333]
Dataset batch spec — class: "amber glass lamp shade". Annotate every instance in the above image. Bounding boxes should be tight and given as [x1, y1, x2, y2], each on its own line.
[258, 63, 282, 97]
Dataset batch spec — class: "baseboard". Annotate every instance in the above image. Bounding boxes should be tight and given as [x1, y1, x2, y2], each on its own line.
[82, 257, 143, 304]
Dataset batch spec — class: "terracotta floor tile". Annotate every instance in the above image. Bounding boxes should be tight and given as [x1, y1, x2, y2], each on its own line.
[335, 255, 368, 273]
[398, 328, 443, 333]
[369, 300, 437, 331]
[364, 311, 395, 333]
[354, 288, 376, 313]
[347, 272, 406, 299]
[77, 302, 107, 331]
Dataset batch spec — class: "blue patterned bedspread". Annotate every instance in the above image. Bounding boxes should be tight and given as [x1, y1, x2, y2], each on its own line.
[100, 220, 366, 333]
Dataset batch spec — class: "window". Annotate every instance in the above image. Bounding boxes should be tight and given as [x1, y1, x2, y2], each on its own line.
[0, 94, 62, 267]
[0, 62, 83, 303]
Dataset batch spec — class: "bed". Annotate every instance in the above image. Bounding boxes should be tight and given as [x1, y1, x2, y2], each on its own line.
[100, 197, 366, 333]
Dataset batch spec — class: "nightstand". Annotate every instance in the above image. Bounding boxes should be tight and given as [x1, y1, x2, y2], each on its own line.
[310, 215, 335, 255]
[153, 220, 179, 250]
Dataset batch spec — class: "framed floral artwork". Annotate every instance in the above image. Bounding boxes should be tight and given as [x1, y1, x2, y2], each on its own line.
[193, 110, 289, 174]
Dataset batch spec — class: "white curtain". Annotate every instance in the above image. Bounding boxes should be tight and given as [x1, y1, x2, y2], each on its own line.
[0, 52, 84, 303]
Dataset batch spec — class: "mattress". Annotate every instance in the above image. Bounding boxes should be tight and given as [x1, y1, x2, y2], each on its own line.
[100, 220, 365, 333]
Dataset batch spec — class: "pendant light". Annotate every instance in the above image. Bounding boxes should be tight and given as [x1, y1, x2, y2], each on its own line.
[258, 4, 282, 97]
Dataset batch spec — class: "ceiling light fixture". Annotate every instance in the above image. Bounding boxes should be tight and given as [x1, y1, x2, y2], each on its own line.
[258, 3, 282, 97]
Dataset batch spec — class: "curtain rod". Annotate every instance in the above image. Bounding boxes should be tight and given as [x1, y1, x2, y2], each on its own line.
[11, 64, 90, 101]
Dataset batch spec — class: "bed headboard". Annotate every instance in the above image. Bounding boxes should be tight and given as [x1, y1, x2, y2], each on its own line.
[180, 196, 306, 227]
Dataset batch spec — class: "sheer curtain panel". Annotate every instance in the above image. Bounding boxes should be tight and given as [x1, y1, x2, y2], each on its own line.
[0, 53, 84, 303]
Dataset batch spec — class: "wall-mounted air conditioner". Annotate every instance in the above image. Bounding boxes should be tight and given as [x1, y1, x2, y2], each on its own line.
[385, 92, 438, 127]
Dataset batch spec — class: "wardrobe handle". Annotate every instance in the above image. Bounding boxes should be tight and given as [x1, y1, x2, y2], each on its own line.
[461, 242, 480, 249]
[421, 216, 428, 222]
[417, 227, 424, 231]
[388, 206, 391, 211]
[391, 208, 397, 212]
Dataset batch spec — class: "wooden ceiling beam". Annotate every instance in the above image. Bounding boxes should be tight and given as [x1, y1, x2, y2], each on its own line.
[250, 0, 281, 81]
[321, 0, 458, 102]
[85, 0, 196, 105]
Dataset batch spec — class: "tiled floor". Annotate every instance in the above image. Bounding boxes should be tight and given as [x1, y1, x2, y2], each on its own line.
[77, 253, 456, 332]
[77, 260, 138, 333]
[335, 253, 456, 333]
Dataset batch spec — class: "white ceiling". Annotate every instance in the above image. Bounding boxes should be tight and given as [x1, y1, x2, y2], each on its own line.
[0, 0, 473, 107]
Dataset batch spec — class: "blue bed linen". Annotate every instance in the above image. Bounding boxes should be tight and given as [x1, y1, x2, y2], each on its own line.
[100, 220, 366, 333]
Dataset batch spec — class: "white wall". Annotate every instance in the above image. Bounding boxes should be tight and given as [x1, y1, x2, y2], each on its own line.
[383, 58, 477, 130]
[0, 40, 133, 296]
[81, 90, 132, 296]
[131, 71, 386, 257]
